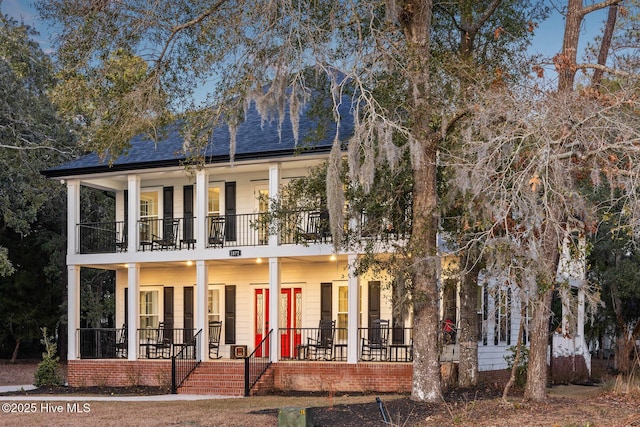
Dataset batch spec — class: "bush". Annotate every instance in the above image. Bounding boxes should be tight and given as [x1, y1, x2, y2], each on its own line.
[34, 327, 63, 386]
[505, 344, 529, 387]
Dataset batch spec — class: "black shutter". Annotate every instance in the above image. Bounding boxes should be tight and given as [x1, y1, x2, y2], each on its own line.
[124, 287, 128, 327]
[368, 281, 381, 325]
[225, 285, 236, 344]
[183, 185, 194, 244]
[163, 186, 174, 219]
[224, 182, 236, 241]
[183, 286, 194, 341]
[164, 287, 174, 329]
[320, 283, 332, 321]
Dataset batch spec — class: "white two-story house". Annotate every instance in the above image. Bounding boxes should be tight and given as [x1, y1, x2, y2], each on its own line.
[43, 97, 591, 395]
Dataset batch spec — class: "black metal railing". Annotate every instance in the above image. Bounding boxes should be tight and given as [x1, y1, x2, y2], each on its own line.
[278, 327, 346, 361]
[358, 325, 413, 362]
[138, 327, 197, 359]
[244, 329, 273, 397]
[171, 329, 202, 394]
[276, 326, 413, 362]
[77, 221, 127, 254]
[78, 328, 128, 359]
[76, 209, 410, 254]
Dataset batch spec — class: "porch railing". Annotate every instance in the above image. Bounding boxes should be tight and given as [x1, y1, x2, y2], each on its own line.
[77, 221, 126, 254]
[244, 328, 273, 397]
[137, 327, 197, 359]
[277, 326, 413, 362]
[76, 208, 411, 254]
[171, 329, 202, 394]
[78, 328, 127, 359]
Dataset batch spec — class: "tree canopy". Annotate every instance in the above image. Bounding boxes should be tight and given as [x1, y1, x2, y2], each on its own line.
[0, 12, 74, 275]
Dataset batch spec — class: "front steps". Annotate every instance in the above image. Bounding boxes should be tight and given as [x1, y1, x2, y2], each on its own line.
[178, 361, 246, 395]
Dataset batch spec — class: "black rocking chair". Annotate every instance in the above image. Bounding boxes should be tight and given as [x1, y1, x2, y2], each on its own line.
[208, 216, 225, 248]
[209, 320, 222, 359]
[152, 219, 180, 250]
[151, 322, 172, 359]
[115, 324, 128, 358]
[361, 319, 390, 361]
[307, 319, 335, 360]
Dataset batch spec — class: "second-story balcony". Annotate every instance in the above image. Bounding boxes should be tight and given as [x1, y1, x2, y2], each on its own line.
[76, 209, 409, 255]
[76, 210, 336, 254]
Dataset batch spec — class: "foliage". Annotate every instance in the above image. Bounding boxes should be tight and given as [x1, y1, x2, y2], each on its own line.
[34, 327, 64, 386]
[0, 12, 75, 275]
[504, 344, 529, 387]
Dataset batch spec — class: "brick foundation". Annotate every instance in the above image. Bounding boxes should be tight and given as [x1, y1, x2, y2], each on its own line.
[66, 355, 590, 395]
[550, 355, 589, 384]
[67, 360, 171, 388]
[269, 362, 413, 394]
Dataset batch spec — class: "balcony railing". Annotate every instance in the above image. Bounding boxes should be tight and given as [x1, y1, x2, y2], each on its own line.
[77, 221, 127, 254]
[76, 209, 409, 254]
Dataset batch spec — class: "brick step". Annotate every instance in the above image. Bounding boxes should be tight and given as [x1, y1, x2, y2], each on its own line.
[178, 361, 246, 395]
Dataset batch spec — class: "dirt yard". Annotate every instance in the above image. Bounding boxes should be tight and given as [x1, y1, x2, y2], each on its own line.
[1, 360, 639, 426]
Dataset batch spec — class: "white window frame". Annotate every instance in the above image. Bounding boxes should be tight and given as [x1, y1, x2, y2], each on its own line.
[139, 287, 163, 329]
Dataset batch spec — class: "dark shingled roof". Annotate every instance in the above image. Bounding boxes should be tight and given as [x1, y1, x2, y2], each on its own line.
[43, 97, 354, 178]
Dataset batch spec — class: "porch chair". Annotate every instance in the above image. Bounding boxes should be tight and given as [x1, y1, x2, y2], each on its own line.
[115, 227, 128, 252]
[152, 219, 180, 250]
[361, 319, 390, 361]
[115, 324, 128, 358]
[208, 216, 225, 248]
[307, 319, 335, 360]
[152, 322, 172, 359]
[208, 320, 223, 359]
[297, 211, 323, 243]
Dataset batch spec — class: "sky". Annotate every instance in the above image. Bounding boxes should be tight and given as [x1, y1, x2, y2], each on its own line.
[1, 0, 609, 72]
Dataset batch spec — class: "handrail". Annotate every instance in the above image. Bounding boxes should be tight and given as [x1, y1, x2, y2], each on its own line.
[171, 329, 202, 394]
[244, 329, 273, 396]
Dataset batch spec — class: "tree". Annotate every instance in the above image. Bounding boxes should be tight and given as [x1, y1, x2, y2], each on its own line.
[0, 12, 74, 360]
[0, 12, 74, 275]
[432, 0, 547, 389]
[449, 0, 640, 400]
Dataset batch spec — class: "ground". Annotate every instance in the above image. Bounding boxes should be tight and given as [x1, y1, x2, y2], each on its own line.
[1, 360, 640, 426]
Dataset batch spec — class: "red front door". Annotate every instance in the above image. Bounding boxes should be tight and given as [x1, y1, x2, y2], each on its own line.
[254, 289, 269, 357]
[255, 288, 302, 358]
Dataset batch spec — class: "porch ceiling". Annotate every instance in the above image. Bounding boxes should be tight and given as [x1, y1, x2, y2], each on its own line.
[80, 254, 347, 271]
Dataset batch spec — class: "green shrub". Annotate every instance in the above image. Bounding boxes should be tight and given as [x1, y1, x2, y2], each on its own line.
[34, 327, 63, 386]
[504, 344, 529, 387]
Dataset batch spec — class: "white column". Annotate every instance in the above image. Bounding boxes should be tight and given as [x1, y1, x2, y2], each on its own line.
[67, 265, 80, 360]
[269, 257, 281, 362]
[66, 180, 80, 255]
[347, 253, 359, 364]
[268, 163, 280, 246]
[196, 170, 208, 250]
[196, 260, 208, 361]
[127, 175, 140, 253]
[127, 263, 140, 360]
[577, 287, 585, 339]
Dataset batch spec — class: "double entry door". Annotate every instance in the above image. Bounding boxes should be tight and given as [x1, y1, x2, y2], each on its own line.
[254, 288, 301, 358]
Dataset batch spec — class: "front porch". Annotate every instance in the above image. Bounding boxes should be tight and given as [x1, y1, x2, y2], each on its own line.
[75, 326, 416, 363]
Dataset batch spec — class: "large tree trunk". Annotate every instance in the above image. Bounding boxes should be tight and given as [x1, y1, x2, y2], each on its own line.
[410, 144, 441, 402]
[397, 0, 440, 403]
[611, 281, 632, 373]
[524, 287, 553, 401]
[524, 224, 560, 401]
[458, 254, 480, 388]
